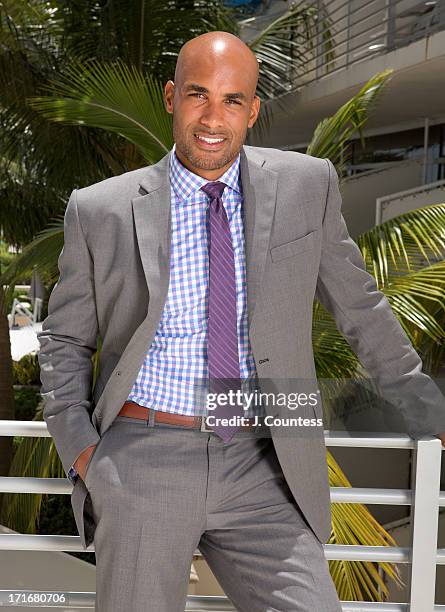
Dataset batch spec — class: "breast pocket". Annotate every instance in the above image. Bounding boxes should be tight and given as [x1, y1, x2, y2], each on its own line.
[270, 230, 316, 263]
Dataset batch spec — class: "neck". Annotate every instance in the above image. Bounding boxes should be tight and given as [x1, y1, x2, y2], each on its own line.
[175, 147, 236, 181]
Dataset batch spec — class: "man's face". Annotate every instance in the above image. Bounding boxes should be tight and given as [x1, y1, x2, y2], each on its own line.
[164, 56, 260, 176]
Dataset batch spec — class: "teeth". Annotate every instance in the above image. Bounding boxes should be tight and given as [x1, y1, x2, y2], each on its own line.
[196, 135, 224, 144]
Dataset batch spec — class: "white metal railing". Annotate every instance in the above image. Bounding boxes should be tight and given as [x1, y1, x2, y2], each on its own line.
[237, 0, 445, 98]
[293, 0, 445, 90]
[0, 421, 444, 611]
[375, 179, 445, 225]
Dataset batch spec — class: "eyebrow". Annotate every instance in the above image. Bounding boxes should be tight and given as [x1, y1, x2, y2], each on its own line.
[183, 83, 248, 102]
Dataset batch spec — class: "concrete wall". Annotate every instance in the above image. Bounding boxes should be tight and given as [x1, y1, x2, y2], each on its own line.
[380, 180, 445, 223]
[341, 160, 424, 236]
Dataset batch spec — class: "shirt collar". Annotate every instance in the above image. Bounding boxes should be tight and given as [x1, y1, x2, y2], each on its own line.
[169, 142, 242, 202]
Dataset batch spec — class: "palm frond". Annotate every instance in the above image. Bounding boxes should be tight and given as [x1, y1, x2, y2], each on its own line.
[247, 1, 335, 99]
[0, 218, 64, 307]
[357, 203, 445, 286]
[384, 261, 445, 341]
[0, 401, 66, 535]
[306, 69, 393, 174]
[28, 58, 173, 164]
[328, 451, 404, 601]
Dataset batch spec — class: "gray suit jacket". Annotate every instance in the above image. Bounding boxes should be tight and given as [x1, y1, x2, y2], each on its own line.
[37, 145, 445, 549]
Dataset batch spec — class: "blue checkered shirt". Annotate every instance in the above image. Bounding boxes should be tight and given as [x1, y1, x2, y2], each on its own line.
[126, 143, 262, 417]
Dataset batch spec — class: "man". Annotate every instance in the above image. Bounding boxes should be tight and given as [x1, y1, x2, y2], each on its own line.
[38, 31, 445, 611]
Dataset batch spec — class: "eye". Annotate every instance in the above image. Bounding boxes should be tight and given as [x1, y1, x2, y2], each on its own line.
[190, 93, 206, 99]
[226, 99, 241, 105]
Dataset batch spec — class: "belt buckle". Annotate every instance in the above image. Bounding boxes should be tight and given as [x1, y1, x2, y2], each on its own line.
[200, 415, 214, 433]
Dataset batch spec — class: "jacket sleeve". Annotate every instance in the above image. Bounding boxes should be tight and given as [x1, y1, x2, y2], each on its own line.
[37, 189, 100, 476]
[315, 158, 445, 438]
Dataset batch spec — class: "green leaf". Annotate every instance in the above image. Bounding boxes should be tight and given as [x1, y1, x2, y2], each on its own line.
[307, 69, 393, 174]
[28, 58, 173, 164]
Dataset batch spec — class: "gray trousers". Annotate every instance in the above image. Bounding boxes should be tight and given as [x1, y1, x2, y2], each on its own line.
[84, 412, 342, 611]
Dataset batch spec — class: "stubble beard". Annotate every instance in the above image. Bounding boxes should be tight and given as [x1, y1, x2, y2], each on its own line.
[174, 126, 245, 171]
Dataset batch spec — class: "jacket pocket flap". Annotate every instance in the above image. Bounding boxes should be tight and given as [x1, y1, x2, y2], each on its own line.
[270, 230, 316, 262]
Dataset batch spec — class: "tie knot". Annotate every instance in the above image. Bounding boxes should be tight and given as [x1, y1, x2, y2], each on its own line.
[201, 181, 226, 200]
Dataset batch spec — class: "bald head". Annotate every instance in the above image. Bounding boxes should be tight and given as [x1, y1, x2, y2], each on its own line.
[164, 31, 261, 180]
[175, 31, 259, 97]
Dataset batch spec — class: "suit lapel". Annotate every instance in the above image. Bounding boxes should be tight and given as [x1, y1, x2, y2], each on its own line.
[239, 146, 278, 329]
[131, 145, 278, 333]
[131, 151, 173, 327]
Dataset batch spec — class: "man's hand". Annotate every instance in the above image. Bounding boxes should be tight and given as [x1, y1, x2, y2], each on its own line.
[74, 444, 97, 481]
[434, 432, 445, 448]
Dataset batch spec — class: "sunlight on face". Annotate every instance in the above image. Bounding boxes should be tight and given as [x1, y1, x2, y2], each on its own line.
[165, 37, 260, 178]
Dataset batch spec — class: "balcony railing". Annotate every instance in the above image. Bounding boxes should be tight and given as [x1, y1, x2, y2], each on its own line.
[0, 421, 444, 610]
[267, 0, 445, 91]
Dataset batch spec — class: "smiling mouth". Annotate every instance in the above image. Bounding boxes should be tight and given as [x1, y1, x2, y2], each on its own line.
[194, 133, 227, 148]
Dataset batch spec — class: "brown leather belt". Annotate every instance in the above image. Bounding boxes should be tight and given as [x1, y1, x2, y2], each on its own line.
[118, 400, 258, 432]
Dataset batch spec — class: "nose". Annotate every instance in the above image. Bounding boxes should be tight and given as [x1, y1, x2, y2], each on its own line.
[198, 99, 225, 131]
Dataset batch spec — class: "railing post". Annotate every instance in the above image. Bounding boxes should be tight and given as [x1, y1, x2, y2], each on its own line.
[386, 0, 396, 52]
[408, 437, 442, 611]
[315, 0, 322, 80]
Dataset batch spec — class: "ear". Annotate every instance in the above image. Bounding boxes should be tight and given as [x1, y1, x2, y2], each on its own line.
[164, 80, 175, 114]
[247, 95, 261, 129]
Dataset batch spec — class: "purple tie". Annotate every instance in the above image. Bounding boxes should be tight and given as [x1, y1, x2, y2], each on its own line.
[201, 181, 244, 442]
